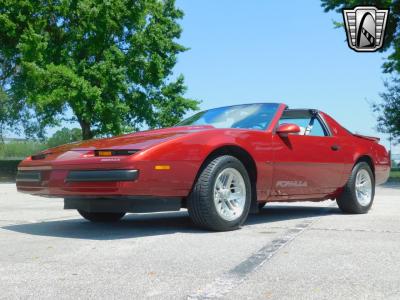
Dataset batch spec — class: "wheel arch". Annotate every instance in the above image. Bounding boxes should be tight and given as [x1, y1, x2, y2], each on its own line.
[191, 145, 258, 199]
[355, 155, 375, 177]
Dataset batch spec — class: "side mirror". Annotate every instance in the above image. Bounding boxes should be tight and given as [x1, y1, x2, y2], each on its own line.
[276, 123, 301, 137]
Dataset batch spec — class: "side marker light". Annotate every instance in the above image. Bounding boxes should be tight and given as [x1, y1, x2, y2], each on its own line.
[154, 165, 171, 170]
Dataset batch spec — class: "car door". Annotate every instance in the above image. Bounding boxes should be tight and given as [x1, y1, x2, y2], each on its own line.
[270, 110, 344, 200]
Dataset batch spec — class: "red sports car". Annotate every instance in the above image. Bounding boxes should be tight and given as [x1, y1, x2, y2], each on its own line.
[16, 103, 391, 231]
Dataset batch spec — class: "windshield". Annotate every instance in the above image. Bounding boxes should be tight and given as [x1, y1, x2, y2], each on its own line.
[176, 103, 280, 130]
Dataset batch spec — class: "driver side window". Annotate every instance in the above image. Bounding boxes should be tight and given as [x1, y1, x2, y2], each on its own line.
[279, 111, 328, 137]
[309, 118, 328, 136]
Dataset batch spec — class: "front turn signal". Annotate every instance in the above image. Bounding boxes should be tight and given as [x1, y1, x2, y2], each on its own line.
[97, 151, 113, 157]
[154, 165, 171, 170]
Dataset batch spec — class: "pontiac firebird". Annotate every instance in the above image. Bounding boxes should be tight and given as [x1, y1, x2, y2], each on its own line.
[16, 103, 391, 231]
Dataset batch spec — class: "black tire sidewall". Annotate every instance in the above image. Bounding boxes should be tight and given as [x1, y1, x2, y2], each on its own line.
[350, 162, 375, 213]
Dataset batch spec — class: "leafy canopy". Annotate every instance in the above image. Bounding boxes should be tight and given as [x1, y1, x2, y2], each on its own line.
[0, 88, 7, 140]
[373, 79, 400, 144]
[0, 0, 199, 139]
[47, 127, 82, 148]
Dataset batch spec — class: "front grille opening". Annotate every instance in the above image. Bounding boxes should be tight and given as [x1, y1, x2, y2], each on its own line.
[16, 171, 42, 182]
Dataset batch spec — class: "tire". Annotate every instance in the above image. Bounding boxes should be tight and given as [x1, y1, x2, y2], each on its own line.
[336, 162, 375, 214]
[258, 202, 267, 210]
[187, 155, 252, 231]
[78, 210, 126, 222]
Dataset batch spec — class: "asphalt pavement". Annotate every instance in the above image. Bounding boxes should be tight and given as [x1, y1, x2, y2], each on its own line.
[0, 183, 399, 299]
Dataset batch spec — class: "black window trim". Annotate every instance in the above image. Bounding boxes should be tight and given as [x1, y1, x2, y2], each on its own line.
[315, 112, 333, 137]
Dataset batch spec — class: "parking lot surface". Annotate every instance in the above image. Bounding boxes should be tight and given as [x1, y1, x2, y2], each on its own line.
[1, 184, 399, 299]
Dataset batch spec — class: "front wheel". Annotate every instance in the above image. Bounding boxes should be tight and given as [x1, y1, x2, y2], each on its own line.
[187, 155, 251, 231]
[337, 162, 375, 214]
[78, 210, 126, 222]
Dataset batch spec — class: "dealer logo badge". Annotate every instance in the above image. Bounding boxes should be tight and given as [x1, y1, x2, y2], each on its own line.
[343, 6, 389, 52]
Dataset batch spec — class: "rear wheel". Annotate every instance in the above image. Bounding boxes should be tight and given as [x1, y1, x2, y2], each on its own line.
[337, 162, 374, 214]
[187, 155, 251, 231]
[78, 210, 126, 222]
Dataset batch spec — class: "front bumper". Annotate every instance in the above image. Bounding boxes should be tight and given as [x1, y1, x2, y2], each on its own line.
[65, 169, 139, 182]
[17, 169, 140, 183]
[16, 161, 197, 198]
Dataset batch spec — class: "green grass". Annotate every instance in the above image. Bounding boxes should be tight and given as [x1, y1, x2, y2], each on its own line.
[390, 169, 400, 182]
[0, 141, 46, 182]
[0, 141, 47, 160]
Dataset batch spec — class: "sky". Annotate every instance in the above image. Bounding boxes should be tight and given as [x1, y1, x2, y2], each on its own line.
[11, 0, 396, 152]
[174, 0, 396, 151]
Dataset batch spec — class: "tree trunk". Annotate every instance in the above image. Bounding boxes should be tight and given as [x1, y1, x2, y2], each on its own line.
[79, 120, 93, 140]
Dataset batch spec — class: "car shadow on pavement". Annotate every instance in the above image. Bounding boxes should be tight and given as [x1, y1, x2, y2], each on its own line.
[2, 204, 340, 240]
[383, 182, 400, 189]
[248, 204, 340, 226]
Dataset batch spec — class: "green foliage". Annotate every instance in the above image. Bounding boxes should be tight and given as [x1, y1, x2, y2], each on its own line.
[0, 127, 82, 160]
[47, 127, 82, 148]
[321, 0, 398, 72]
[0, 141, 47, 159]
[0, 88, 7, 140]
[390, 169, 400, 181]
[372, 78, 400, 144]
[0, 88, 19, 139]
[0, 0, 199, 140]
[0, 160, 21, 181]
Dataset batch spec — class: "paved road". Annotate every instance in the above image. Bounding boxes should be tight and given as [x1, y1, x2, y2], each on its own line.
[1, 184, 399, 299]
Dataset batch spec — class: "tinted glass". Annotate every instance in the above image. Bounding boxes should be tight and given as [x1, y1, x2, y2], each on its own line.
[309, 119, 327, 136]
[177, 103, 280, 130]
[279, 115, 328, 137]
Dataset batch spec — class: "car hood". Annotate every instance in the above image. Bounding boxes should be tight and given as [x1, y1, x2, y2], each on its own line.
[44, 125, 215, 154]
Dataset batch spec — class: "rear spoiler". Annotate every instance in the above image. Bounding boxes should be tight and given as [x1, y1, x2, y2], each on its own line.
[353, 133, 380, 142]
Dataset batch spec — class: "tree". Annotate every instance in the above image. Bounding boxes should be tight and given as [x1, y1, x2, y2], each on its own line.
[0, 0, 199, 140]
[321, 0, 399, 73]
[0, 88, 10, 142]
[0, 90, 5, 141]
[47, 127, 82, 148]
[373, 78, 400, 144]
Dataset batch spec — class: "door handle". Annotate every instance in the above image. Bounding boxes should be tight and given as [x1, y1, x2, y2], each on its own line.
[331, 144, 341, 151]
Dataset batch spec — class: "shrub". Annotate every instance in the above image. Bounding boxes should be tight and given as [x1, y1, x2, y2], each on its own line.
[0, 159, 21, 180]
[0, 141, 47, 159]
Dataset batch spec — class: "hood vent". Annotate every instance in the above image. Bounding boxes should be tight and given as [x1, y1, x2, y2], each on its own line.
[31, 152, 51, 160]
